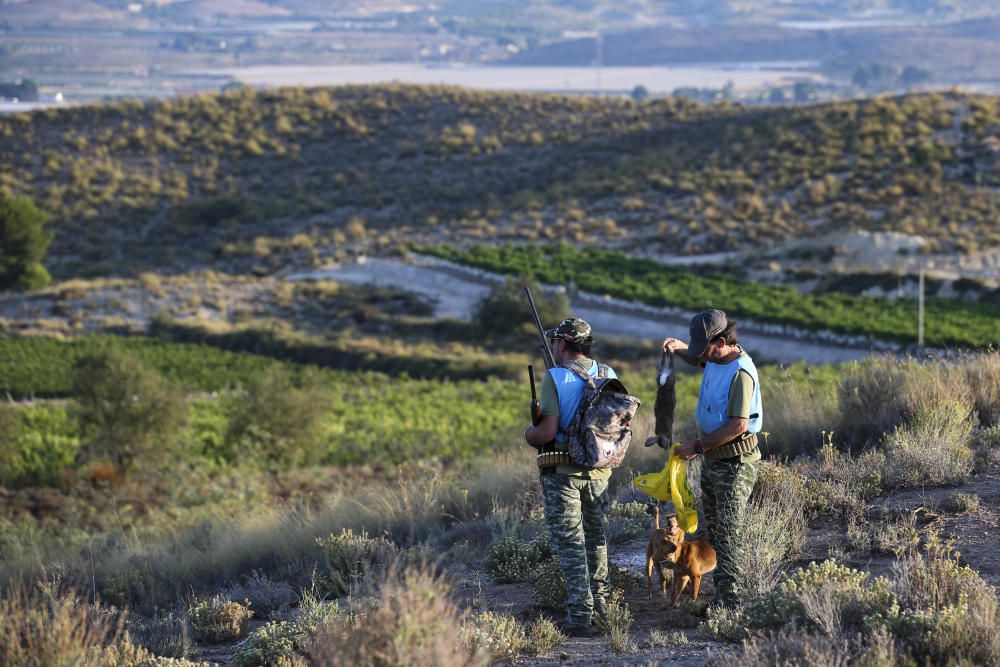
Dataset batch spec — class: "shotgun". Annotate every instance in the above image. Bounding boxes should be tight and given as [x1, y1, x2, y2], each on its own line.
[524, 286, 556, 370]
[528, 364, 542, 425]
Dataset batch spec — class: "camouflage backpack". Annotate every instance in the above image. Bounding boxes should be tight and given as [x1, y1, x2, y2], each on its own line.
[561, 363, 641, 469]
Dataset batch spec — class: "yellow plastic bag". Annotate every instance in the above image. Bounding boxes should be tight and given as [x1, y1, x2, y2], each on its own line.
[632, 445, 698, 533]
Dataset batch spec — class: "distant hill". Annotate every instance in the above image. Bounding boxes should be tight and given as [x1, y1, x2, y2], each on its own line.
[504, 18, 1000, 85]
[0, 86, 997, 278]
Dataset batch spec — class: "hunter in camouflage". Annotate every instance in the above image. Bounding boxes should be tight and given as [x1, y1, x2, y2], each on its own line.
[524, 317, 620, 637]
[663, 309, 763, 608]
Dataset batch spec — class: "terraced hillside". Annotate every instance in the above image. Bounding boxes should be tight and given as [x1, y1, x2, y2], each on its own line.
[2, 87, 998, 278]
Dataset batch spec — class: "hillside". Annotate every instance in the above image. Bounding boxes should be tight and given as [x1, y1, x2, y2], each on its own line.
[1, 86, 998, 279]
[505, 18, 1000, 84]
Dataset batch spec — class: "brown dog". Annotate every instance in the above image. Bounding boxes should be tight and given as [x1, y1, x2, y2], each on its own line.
[645, 507, 685, 600]
[662, 537, 717, 606]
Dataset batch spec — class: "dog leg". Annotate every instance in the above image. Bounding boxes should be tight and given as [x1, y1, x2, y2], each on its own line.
[646, 556, 655, 600]
[691, 574, 702, 601]
[672, 575, 690, 607]
[657, 562, 668, 598]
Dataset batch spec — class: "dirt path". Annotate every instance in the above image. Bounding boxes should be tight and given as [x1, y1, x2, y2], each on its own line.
[291, 256, 877, 365]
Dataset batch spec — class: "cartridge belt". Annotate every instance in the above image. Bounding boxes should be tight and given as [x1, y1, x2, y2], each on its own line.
[704, 432, 758, 461]
[537, 443, 574, 469]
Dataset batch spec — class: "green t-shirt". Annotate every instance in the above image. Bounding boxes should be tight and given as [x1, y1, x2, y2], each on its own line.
[722, 364, 761, 463]
[538, 358, 613, 479]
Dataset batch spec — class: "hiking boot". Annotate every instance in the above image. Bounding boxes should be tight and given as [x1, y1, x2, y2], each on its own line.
[558, 621, 599, 638]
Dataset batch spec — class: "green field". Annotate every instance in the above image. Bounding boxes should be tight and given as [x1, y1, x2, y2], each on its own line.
[421, 243, 1000, 349]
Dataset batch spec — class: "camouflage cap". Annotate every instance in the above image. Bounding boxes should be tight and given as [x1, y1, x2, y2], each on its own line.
[544, 317, 594, 344]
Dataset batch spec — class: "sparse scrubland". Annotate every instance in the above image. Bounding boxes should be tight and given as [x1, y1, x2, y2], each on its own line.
[0, 84, 998, 664]
[0, 331, 997, 664]
[0, 87, 998, 278]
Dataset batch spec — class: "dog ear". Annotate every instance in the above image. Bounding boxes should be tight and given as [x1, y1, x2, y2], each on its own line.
[662, 539, 677, 553]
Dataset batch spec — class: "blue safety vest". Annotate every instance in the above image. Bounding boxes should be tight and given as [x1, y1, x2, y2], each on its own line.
[549, 361, 618, 442]
[694, 350, 762, 436]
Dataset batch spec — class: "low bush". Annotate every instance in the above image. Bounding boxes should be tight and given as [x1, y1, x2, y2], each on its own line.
[881, 399, 974, 489]
[232, 621, 309, 667]
[971, 424, 1000, 471]
[315, 528, 397, 595]
[890, 535, 1000, 664]
[646, 629, 690, 648]
[526, 617, 566, 655]
[604, 589, 634, 653]
[222, 570, 297, 619]
[707, 534, 1000, 665]
[186, 596, 253, 643]
[305, 565, 486, 667]
[942, 492, 980, 513]
[792, 442, 885, 520]
[225, 366, 330, 466]
[465, 611, 527, 661]
[484, 534, 551, 584]
[98, 642, 212, 666]
[846, 515, 919, 555]
[125, 612, 192, 659]
[531, 557, 566, 610]
[731, 466, 806, 599]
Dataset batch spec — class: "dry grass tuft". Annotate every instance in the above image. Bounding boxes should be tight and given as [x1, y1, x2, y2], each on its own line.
[0, 585, 121, 667]
[306, 564, 487, 667]
[881, 399, 974, 489]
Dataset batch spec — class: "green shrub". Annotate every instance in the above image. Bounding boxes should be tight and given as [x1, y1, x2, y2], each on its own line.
[971, 424, 1000, 471]
[646, 629, 690, 648]
[846, 515, 919, 555]
[942, 492, 980, 513]
[484, 535, 550, 584]
[471, 277, 569, 338]
[98, 641, 212, 666]
[526, 617, 566, 655]
[731, 467, 806, 599]
[186, 596, 253, 643]
[73, 345, 185, 468]
[232, 621, 309, 667]
[741, 560, 897, 635]
[225, 366, 330, 466]
[604, 589, 634, 653]
[531, 557, 566, 610]
[0, 194, 53, 291]
[0, 404, 80, 487]
[465, 611, 527, 661]
[731, 627, 899, 667]
[881, 399, 974, 489]
[315, 528, 397, 595]
[890, 535, 1000, 664]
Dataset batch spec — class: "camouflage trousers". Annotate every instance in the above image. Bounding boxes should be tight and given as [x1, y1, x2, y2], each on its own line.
[540, 473, 610, 627]
[700, 457, 759, 606]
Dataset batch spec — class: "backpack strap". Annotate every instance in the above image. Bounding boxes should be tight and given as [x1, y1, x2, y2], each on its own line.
[560, 361, 599, 387]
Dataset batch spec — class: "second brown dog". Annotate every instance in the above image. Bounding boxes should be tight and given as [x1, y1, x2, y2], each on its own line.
[662, 536, 717, 606]
[645, 507, 684, 600]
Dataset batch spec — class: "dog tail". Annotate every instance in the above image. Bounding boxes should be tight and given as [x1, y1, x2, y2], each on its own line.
[653, 505, 660, 530]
